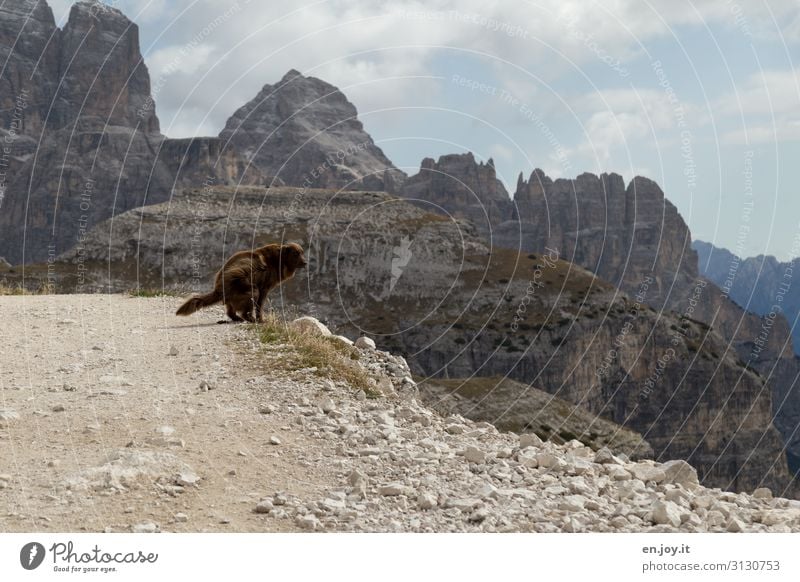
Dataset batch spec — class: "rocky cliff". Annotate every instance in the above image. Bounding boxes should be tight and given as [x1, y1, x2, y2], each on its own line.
[504, 171, 698, 303]
[219, 69, 405, 192]
[19, 186, 796, 495]
[399, 154, 511, 239]
[404, 161, 800, 472]
[0, 0, 264, 266]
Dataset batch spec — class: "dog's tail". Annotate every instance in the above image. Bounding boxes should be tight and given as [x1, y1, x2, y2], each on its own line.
[176, 289, 222, 316]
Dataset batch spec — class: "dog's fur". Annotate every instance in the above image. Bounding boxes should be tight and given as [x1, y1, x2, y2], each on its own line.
[176, 242, 307, 323]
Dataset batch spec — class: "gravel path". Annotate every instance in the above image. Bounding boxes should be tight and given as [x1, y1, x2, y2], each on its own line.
[0, 294, 334, 532]
[2, 295, 800, 533]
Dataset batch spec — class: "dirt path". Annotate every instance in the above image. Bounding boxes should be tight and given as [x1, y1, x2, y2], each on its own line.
[0, 294, 336, 532]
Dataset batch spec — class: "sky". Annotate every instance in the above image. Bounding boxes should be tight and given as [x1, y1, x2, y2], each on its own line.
[48, 0, 800, 261]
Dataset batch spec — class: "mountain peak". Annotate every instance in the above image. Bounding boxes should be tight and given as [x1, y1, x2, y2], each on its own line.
[220, 71, 404, 191]
[281, 68, 304, 81]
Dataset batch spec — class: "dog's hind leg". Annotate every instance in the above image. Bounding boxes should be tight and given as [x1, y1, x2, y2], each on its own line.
[254, 290, 268, 323]
[225, 303, 244, 323]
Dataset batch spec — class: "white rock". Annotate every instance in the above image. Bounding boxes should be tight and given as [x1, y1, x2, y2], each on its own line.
[464, 446, 488, 464]
[761, 511, 786, 526]
[536, 452, 565, 470]
[752, 487, 773, 500]
[518, 451, 539, 468]
[318, 397, 335, 414]
[661, 460, 699, 487]
[375, 376, 396, 397]
[519, 433, 543, 448]
[320, 497, 346, 511]
[295, 515, 321, 530]
[651, 501, 682, 527]
[608, 466, 631, 481]
[289, 316, 332, 337]
[174, 513, 188, 523]
[269, 436, 282, 445]
[176, 471, 200, 487]
[255, 500, 274, 514]
[727, 517, 746, 532]
[558, 495, 586, 512]
[378, 482, 406, 496]
[332, 335, 353, 346]
[594, 447, 619, 464]
[0, 408, 20, 423]
[418, 493, 437, 510]
[132, 522, 158, 533]
[355, 337, 376, 350]
[630, 463, 666, 483]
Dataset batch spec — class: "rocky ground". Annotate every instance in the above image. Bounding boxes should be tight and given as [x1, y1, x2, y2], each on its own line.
[2, 295, 800, 533]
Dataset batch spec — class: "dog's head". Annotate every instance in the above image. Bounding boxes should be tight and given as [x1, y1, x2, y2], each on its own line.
[281, 242, 308, 271]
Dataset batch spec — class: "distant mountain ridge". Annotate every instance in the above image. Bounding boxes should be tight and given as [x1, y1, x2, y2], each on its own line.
[693, 240, 800, 355]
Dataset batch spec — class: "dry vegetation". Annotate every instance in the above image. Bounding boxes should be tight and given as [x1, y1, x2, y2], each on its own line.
[256, 312, 377, 395]
[0, 281, 55, 295]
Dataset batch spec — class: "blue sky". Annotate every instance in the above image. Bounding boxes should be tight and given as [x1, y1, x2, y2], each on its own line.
[49, 0, 800, 260]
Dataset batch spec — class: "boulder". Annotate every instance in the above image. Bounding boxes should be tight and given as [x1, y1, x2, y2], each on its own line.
[289, 316, 332, 337]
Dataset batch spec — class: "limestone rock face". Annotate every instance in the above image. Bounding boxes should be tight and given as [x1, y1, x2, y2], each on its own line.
[489, 169, 799, 473]
[56, 0, 159, 133]
[399, 153, 512, 238]
[0, 0, 259, 265]
[502, 169, 698, 304]
[0, 0, 60, 140]
[219, 69, 405, 192]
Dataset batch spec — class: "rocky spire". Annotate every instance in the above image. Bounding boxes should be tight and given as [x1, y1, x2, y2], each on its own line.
[220, 69, 405, 191]
[56, 0, 159, 132]
[399, 152, 513, 232]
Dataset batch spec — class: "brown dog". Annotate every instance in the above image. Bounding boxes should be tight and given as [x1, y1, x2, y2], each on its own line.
[176, 242, 307, 323]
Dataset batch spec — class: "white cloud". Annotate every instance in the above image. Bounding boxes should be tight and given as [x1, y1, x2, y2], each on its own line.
[716, 69, 800, 117]
[564, 87, 696, 167]
[45, 1, 800, 153]
[714, 69, 800, 144]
